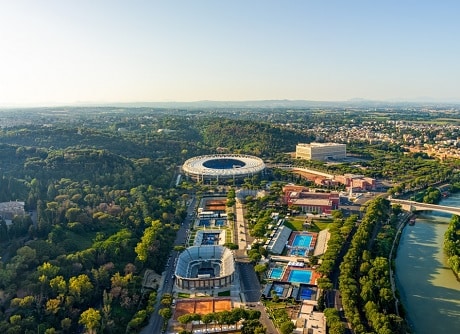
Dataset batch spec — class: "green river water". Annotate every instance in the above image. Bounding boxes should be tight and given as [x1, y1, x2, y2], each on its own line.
[395, 195, 460, 334]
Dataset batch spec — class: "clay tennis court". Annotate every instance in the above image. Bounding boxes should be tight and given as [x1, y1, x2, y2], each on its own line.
[204, 199, 226, 211]
[213, 299, 232, 312]
[195, 299, 213, 314]
[174, 298, 232, 319]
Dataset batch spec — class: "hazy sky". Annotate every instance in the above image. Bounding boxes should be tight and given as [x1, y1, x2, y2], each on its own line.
[1, 0, 459, 106]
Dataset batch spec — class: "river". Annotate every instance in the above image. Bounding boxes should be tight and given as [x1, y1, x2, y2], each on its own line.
[395, 194, 460, 334]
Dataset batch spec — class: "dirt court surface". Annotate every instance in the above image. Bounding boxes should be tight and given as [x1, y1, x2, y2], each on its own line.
[174, 298, 232, 319]
[204, 199, 226, 211]
[214, 299, 231, 312]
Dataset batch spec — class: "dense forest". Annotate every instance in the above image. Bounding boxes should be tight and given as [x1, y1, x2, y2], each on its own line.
[0, 109, 313, 333]
[338, 198, 405, 334]
[1, 106, 460, 333]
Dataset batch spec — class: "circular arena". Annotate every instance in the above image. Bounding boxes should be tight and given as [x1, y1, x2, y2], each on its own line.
[174, 245, 235, 290]
[182, 154, 265, 182]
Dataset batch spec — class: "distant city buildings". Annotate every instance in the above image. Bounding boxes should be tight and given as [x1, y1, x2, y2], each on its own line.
[296, 143, 347, 161]
[0, 201, 25, 225]
[296, 118, 460, 160]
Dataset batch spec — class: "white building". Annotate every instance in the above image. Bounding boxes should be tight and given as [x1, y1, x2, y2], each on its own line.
[0, 201, 25, 225]
[296, 143, 346, 161]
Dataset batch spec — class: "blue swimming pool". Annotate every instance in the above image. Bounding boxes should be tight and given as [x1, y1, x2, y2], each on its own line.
[269, 267, 284, 280]
[199, 219, 210, 226]
[288, 269, 312, 284]
[290, 248, 307, 257]
[215, 219, 226, 226]
[292, 234, 312, 248]
[299, 286, 315, 300]
[272, 284, 284, 296]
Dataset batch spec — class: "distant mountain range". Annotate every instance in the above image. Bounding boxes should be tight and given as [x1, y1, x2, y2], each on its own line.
[2, 98, 460, 109]
[70, 98, 460, 109]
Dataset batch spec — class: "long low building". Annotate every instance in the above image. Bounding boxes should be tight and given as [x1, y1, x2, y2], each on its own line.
[283, 185, 339, 214]
[266, 225, 292, 255]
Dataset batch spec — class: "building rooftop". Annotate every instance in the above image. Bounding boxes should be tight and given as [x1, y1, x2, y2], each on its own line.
[297, 142, 345, 147]
[291, 198, 331, 206]
[267, 225, 292, 255]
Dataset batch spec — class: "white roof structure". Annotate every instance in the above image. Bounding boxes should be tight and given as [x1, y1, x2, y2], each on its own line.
[267, 225, 292, 255]
[175, 245, 235, 279]
[182, 154, 265, 181]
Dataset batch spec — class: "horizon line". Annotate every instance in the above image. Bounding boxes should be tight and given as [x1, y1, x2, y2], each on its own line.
[1, 98, 460, 109]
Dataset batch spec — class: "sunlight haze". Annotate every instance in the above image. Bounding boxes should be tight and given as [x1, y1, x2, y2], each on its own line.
[1, 0, 459, 106]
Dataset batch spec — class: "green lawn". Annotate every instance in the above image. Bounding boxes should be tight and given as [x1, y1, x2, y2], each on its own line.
[263, 300, 288, 308]
[310, 221, 332, 232]
[225, 228, 233, 243]
[284, 216, 332, 231]
[283, 217, 305, 231]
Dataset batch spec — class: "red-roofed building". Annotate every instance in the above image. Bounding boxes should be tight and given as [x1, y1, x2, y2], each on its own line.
[282, 185, 339, 214]
[335, 174, 376, 191]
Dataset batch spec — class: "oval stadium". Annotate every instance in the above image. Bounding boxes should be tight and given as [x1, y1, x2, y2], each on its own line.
[174, 245, 235, 290]
[182, 154, 265, 182]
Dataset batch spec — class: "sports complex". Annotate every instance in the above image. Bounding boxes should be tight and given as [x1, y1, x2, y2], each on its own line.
[174, 245, 235, 290]
[182, 154, 265, 182]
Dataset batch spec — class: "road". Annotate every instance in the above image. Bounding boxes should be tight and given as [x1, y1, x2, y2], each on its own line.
[143, 195, 279, 334]
[327, 223, 356, 334]
[389, 198, 460, 215]
[141, 196, 197, 334]
[237, 262, 278, 334]
[234, 200, 278, 334]
[253, 303, 279, 334]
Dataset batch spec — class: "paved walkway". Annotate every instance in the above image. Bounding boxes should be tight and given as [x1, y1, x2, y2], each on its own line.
[235, 200, 249, 256]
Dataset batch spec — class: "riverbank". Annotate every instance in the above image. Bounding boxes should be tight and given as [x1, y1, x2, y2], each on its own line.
[443, 214, 460, 281]
[388, 211, 412, 318]
[394, 205, 460, 334]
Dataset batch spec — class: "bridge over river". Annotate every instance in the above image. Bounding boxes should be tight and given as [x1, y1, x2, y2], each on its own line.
[389, 198, 460, 216]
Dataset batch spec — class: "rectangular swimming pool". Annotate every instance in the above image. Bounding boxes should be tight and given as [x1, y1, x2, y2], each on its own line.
[299, 286, 315, 300]
[272, 284, 284, 296]
[292, 234, 313, 248]
[215, 219, 226, 226]
[269, 267, 284, 280]
[199, 219, 210, 226]
[290, 248, 307, 257]
[288, 269, 312, 284]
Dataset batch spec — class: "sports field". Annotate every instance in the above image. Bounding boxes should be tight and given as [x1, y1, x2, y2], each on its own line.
[204, 199, 226, 211]
[174, 298, 232, 319]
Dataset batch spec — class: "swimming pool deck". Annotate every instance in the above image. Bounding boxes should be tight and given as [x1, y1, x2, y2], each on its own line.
[280, 266, 321, 285]
[269, 266, 286, 280]
[287, 232, 319, 256]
